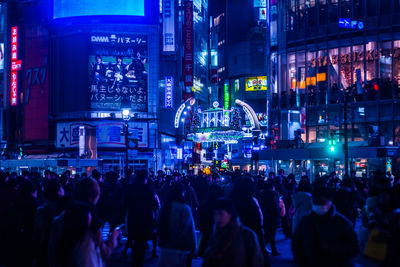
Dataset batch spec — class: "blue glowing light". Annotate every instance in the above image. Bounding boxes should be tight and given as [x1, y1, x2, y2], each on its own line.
[53, 0, 145, 19]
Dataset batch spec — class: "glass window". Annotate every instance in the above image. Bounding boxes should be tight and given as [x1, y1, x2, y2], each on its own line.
[380, 42, 393, 99]
[329, 0, 338, 23]
[366, 41, 378, 100]
[367, 0, 377, 16]
[380, 0, 392, 15]
[318, 50, 328, 105]
[329, 48, 340, 103]
[308, 126, 317, 143]
[319, 0, 327, 25]
[307, 51, 317, 105]
[340, 46, 351, 90]
[297, 52, 306, 107]
[340, 0, 352, 18]
[352, 44, 365, 101]
[353, 0, 364, 19]
[394, 40, 400, 98]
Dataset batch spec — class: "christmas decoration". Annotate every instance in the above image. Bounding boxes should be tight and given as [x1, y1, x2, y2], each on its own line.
[230, 108, 241, 129]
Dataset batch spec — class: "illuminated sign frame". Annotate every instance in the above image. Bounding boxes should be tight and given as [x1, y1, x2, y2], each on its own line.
[245, 76, 267, 91]
[11, 26, 20, 106]
[165, 76, 173, 108]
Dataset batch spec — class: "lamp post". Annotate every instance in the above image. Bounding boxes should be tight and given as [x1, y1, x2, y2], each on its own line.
[121, 97, 131, 178]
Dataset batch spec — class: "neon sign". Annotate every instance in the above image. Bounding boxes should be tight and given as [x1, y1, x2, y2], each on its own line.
[11, 26, 20, 106]
[165, 76, 173, 108]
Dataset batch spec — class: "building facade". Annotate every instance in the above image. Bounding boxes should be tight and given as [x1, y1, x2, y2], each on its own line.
[266, 0, 400, 176]
[3, 0, 161, 173]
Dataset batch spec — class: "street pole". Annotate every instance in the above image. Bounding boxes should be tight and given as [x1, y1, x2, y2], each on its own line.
[124, 121, 129, 178]
[344, 91, 349, 175]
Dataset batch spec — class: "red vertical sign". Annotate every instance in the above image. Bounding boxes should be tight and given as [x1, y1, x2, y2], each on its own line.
[10, 26, 19, 106]
[183, 0, 193, 88]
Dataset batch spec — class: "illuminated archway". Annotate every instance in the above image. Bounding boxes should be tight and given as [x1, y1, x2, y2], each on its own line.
[174, 97, 196, 128]
[235, 99, 261, 131]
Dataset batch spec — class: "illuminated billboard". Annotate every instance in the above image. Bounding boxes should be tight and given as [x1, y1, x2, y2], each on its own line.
[245, 76, 267, 91]
[89, 33, 148, 111]
[53, 0, 145, 19]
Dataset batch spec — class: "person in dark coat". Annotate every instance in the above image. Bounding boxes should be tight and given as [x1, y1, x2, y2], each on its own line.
[334, 177, 358, 227]
[292, 187, 359, 267]
[260, 180, 281, 256]
[33, 178, 66, 267]
[98, 171, 124, 230]
[124, 170, 158, 267]
[231, 178, 270, 266]
[198, 184, 224, 256]
[158, 183, 197, 266]
[203, 198, 264, 267]
[2, 180, 40, 267]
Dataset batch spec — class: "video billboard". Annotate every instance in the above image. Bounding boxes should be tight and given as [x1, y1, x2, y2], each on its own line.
[53, 0, 144, 18]
[89, 33, 148, 111]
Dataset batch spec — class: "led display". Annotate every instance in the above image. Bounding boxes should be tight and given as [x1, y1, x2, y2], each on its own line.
[53, 0, 144, 19]
[89, 33, 148, 111]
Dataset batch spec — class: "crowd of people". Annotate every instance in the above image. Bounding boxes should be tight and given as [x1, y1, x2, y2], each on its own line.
[0, 168, 399, 267]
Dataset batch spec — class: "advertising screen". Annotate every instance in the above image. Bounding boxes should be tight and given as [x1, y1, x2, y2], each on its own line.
[53, 0, 144, 18]
[89, 33, 148, 111]
[245, 76, 267, 91]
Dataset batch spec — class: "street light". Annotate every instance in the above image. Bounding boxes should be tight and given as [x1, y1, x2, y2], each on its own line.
[121, 97, 131, 178]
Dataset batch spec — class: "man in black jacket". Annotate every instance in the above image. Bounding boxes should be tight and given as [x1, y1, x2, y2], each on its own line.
[292, 187, 359, 267]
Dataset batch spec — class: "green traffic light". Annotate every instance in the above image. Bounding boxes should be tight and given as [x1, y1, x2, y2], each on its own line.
[330, 146, 335, 152]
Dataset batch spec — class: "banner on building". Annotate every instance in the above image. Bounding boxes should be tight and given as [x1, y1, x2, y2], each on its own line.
[245, 76, 267, 91]
[89, 33, 148, 111]
[183, 0, 193, 87]
[163, 0, 175, 52]
[23, 25, 49, 141]
[56, 121, 148, 148]
[165, 76, 173, 108]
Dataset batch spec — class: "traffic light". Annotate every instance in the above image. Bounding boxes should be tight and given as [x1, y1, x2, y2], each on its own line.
[328, 135, 336, 153]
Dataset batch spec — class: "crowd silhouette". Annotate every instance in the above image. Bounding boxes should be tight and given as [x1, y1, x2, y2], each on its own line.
[0, 168, 399, 266]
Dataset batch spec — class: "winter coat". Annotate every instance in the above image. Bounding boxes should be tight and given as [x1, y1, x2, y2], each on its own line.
[159, 201, 197, 254]
[33, 200, 65, 267]
[233, 196, 263, 236]
[291, 191, 312, 233]
[334, 187, 358, 226]
[292, 205, 359, 267]
[98, 181, 124, 227]
[260, 189, 281, 229]
[203, 220, 264, 267]
[124, 183, 158, 240]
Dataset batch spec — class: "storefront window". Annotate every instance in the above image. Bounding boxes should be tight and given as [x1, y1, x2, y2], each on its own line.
[308, 126, 317, 143]
[318, 50, 328, 105]
[307, 51, 317, 105]
[393, 40, 400, 98]
[380, 41, 393, 99]
[352, 44, 364, 101]
[288, 53, 296, 108]
[366, 41, 378, 100]
[297, 51, 306, 107]
[340, 46, 351, 90]
[329, 48, 340, 103]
